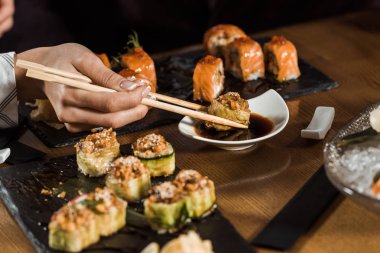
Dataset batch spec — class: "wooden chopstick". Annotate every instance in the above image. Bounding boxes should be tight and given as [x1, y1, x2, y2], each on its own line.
[17, 59, 92, 83]
[17, 59, 206, 111]
[25, 69, 248, 129]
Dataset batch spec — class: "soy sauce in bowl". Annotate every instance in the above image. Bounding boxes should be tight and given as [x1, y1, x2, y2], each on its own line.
[196, 113, 274, 141]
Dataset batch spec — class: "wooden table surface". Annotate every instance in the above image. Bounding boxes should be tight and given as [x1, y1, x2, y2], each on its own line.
[2, 9, 380, 253]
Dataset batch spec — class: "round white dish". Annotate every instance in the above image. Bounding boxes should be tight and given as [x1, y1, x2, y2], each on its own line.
[178, 89, 289, 150]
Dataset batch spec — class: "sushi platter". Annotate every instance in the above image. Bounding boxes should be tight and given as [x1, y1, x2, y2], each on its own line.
[0, 142, 253, 253]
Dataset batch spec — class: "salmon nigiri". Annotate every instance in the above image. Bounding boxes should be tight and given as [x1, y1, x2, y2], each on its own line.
[203, 24, 247, 57]
[193, 55, 224, 103]
[225, 37, 265, 81]
[263, 36, 301, 81]
[120, 32, 157, 92]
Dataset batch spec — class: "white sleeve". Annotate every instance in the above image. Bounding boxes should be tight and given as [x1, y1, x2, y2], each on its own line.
[0, 52, 18, 128]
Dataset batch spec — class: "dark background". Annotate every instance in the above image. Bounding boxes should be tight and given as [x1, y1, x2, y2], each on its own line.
[0, 0, 379, 55]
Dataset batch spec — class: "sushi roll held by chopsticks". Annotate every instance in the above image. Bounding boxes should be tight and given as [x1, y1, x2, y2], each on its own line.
[75, 128, 120, 177]
[144, 182, 189, 234]
[193, 55, 225, 103]
[174, 170, 216, 219]
[106, 156, 151, 202]
[203, 24, 247, 57]
[48, 201, 100, 252]
[263, 35, 301, 81]
[225, 37, 265, 81]
[206, 92, 251, 131]
[132, 133, 175, 177]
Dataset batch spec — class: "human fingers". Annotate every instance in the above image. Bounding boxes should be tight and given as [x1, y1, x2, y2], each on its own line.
[63, 123, 97, 133]
[0, 16, 13, 35]
[56, 104, 149, 128]
[72, 51, 140, 91]
[61, 85, 151, 113]
[0, 0, 14, 23]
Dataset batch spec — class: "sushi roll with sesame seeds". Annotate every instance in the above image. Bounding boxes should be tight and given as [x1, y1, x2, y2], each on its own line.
[78, 188, 127, 236]
[174, 170, 216, 218]
[48, 201, 100, 252]
[106, 156, 151, 202]
[144, 182, 189, 234]
[75, 128, 120, 177]
[132, 134, 175, 177]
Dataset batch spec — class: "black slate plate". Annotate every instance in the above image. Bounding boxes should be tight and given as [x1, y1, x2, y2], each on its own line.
[21, 37, 337, 147]
[0, 144, 254, 253]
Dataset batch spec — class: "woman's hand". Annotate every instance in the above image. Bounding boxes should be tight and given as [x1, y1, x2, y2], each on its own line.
[0, 0, 14, 37]
[15, 43, 150, 132]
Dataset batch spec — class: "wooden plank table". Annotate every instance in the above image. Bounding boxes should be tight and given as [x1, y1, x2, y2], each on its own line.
[1, 9, 380, 253]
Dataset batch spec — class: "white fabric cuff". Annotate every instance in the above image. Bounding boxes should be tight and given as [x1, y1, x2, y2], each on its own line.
[0, 52, 18, 128]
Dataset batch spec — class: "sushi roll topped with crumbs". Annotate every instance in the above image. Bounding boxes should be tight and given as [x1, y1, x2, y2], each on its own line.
[225, 37, 265, 81]
[49, 201, 100, 252]
[206, 92, 251, 131]
[193, 55, 225, 103]
[174, 170, 216, 218]
[203, 24, 247, 57]
[132, 134, 175, 177]
[106, 156, 151, 202]
[263, 35, 301, 81]
[79, 188, 127, 236]
[75, 128, 120, 177]
[144, 182, 188, 233]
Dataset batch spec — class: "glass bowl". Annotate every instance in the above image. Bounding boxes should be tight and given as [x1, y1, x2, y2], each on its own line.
[324, 102, 380, 213]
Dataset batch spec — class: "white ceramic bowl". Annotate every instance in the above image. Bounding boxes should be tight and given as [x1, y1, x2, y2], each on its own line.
[178, 89, 289, 150]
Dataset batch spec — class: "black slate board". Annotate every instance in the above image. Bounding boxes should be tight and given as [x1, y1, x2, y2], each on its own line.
[21, 37, 337, 147]
[0, 144, 254, 253]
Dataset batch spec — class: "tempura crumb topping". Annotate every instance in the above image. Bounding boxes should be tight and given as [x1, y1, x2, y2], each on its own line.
[215, 92, 250, 111]
[148, 182, 183, 204]
[76, 128, 118, 154]
[174, 170, 210, 192]
[133, 133, 173, 158]
[110, 156, 148, 180]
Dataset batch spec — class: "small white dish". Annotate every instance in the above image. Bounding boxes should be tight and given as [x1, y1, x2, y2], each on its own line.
[301, 106, 335, 140]
[178, 89, 289, 150]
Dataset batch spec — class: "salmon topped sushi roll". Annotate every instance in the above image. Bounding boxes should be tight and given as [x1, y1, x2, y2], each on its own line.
[264, 36, 301, 81]
[120, 32, 157, 92]
[206, 92, 251, 131]
[106, 156, 151, 202]
[75, 128, 120, 177]
[225, 37, 265, 81]
[193, 55, 224, 103]
[132, 133, 175, 177]
[48, 201, 100, 252]
[174, 170, 216, 218]
[144, 182, 189, 234]
[203, 24, 247, 57]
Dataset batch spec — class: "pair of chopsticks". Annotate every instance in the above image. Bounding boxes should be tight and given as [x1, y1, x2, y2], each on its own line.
[16, 60, 247, 129]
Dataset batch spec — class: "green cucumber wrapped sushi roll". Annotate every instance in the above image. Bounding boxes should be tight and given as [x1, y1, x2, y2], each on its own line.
[132, 133, 175, 177]
[144, 182, 189, 234]
[174, 170, 216, 218]
[79, 188, 127, 236]
[106, 156, 151, 202]
[48, 201, 100, 252]
[75, 128, 120, 177]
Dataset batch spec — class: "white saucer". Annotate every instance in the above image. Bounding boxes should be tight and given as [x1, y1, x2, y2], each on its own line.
[178, 89, 289, 150]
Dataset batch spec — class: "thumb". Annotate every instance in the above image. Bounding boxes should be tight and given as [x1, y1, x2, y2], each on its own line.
[73, 51, 138, 91]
